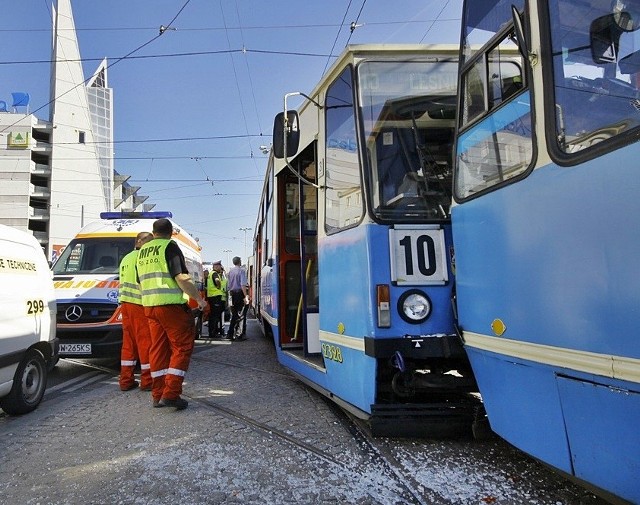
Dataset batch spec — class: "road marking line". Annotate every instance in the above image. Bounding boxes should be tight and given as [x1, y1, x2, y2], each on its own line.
[44, 371, 103, 396]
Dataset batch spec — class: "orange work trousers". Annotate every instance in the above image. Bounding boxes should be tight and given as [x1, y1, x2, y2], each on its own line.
[144, 304, 195, 402]
[120, 302, 152, 390]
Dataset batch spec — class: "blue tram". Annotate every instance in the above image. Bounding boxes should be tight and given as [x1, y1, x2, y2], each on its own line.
[452, 1, 640, 502]
[252, 45, 482, 437]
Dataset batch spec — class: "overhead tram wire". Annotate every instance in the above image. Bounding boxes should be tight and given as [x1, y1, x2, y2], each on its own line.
[49, 133, 263, 145]
[419, 0, 452, 43]
[22, 133, 265, 161]
[323, 0, 355, 75]
[1, 19, 460, 35]
[0, 0, 194, 135]
[344, 0, 368, 46]
[234, 0, 265, 163]
[219, 0, 261, 176]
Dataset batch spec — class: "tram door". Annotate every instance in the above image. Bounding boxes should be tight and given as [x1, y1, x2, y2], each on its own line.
[278, 145, 319, 355]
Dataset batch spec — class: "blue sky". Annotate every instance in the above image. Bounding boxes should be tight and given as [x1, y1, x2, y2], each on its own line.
[1, 0, 462, 265]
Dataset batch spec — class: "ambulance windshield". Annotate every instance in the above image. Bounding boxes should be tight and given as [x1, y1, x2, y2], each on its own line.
[52, 237, 134, 275]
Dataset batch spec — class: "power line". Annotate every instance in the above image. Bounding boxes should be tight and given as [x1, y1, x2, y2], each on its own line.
[323, 0, 355, 75]
[44, 133, 264, 145]
[0, 0, 193, 134]
[345, 0, 369, 46]
[420, 0, 452, 43]
[0, 19, 460, 34]
[219, 0, 260, 177]
[235, 1, 263, 137]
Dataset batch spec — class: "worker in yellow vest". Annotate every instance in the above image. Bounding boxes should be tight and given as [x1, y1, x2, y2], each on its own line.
[136, 218, 207, 410]
[206, 260, 226, 337]
[118, 231, 154, 391]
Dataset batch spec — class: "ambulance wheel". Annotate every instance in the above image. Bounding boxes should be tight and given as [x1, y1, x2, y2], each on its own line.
[0, 349, 47, 415]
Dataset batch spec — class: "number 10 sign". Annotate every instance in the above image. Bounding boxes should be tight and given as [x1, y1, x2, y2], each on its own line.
[389, 225, 448, 285]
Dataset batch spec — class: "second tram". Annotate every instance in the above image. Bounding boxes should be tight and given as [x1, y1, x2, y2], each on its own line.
[452, 1, 640, 502]
[252, 44, 483, 437]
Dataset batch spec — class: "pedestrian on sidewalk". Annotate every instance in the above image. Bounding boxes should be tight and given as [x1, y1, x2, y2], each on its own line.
[226, 256, 248, 340]
[118, 231, 154, 391]
[136, 218, 207, 410]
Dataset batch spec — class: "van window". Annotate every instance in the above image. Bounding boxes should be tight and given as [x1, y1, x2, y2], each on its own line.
[52, 237, 134, 275]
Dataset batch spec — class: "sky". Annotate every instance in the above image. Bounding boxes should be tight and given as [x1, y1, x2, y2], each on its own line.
[0, 0, 463, 265]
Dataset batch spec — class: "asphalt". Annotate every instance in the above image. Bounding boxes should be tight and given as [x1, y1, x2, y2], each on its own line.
[0, 318, 609, 505]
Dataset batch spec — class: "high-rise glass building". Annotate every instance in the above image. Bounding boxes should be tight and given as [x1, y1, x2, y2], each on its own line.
[0, 0, 148, 261]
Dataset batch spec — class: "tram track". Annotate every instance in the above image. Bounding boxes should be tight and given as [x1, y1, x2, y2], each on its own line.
[189, 353, 447, 505]
[187, 391, 439, 505]
[55, 353, 460, 504]
[324, 398, 450, 505]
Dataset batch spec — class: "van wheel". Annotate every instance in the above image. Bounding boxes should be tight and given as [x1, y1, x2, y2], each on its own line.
[0, 349, 47, 415]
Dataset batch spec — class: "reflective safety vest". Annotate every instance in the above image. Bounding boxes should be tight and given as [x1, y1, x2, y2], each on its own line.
[119, 249, 141, 304]
[206, 272, 224, 297]
[221, 277, 228, 301]
[137, 239, 186, 306]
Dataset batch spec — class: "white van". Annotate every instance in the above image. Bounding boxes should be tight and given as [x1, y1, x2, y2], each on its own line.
[51, 211, 203, 359]
[0, 224, 58, 415]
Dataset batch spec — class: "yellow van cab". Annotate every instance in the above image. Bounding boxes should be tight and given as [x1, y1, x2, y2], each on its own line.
[0, 224, 58, 415]
[51, 211, 203, 359]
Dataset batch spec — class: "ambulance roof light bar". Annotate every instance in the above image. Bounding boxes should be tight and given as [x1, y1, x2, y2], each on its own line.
[99, 211, 173, 220]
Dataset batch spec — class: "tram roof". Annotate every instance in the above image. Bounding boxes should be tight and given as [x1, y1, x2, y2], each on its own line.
[270, 44, 461, 177]
[325, 44, 458, 83]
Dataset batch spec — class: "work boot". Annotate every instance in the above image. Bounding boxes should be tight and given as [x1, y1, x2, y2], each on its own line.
[158, 397, 188, 410]
[120, 380, 139, 392]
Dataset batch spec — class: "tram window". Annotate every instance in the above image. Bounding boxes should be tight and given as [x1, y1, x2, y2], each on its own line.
[461, 41, 523, 128]
[325, 66, 364, 233]
[462, 58, 487, 125]
[549, 0, 640, 155]
[456, 34, 532, 199]
[358, 59, 458, 221]
[461, 0, 525, 62]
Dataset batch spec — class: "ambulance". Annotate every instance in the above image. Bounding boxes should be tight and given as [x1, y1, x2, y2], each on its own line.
[51, 211, 203, 359]
[0, 224, 57, 415]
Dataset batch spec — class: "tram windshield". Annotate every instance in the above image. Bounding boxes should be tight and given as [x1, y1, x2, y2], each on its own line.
[549, 0, 640, 153]
[358, 60, 458, 221]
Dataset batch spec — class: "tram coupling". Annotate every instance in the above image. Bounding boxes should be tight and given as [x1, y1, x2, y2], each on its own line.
[389, 350, 478, 397]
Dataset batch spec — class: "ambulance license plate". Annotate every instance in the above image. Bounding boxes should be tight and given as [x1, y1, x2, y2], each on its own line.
[59, 343, 91, 354]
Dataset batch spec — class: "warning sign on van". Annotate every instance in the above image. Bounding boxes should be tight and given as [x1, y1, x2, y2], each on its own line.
[0, 256, 38, 274]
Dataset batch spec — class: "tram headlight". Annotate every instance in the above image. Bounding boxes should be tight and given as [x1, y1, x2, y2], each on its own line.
[397, 289, 431, 324]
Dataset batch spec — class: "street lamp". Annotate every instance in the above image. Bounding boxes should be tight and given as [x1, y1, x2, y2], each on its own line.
[222, 249, 232, 266]
[239, 227, 252, 261]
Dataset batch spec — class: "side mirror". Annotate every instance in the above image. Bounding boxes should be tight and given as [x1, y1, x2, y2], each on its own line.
[272, 110, 300, 159]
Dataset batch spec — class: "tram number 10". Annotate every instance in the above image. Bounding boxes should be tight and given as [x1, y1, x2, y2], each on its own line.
[389, 227, 448, 285]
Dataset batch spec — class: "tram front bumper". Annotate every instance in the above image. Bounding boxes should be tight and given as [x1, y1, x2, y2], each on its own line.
[364, 333, 466, 359]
